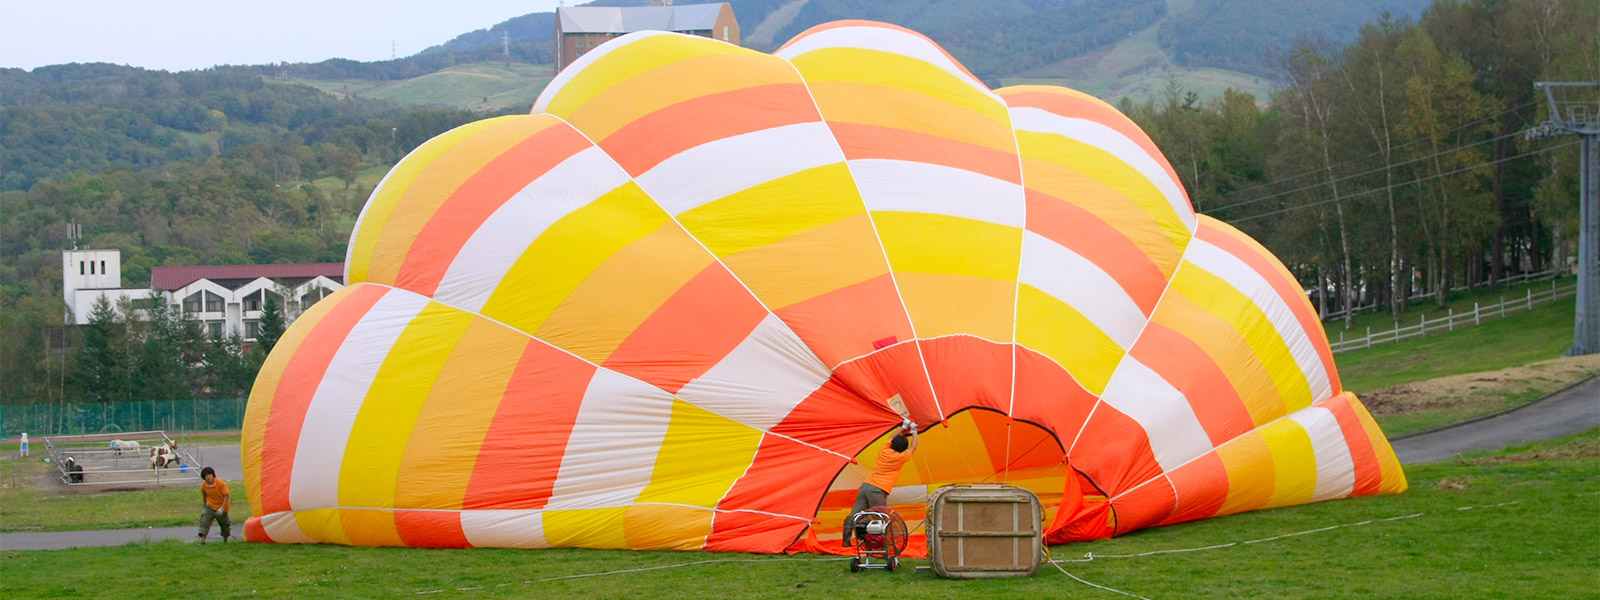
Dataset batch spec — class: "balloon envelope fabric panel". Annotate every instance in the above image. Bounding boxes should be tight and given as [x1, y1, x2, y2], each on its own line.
[243, 20, 1406, 554]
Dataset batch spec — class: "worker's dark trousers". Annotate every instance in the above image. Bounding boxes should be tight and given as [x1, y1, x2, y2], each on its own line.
[198, 505, 231, 539]
[843, 483, 889, 545]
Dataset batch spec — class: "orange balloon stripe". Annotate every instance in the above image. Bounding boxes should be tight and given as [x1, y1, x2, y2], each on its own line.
[1024, 189, 1169, 314]
[1323, 394, 1384, 496]
[1109, 474, 1177, 534]
[396, 122, 593, 297]
[602, 263, 769, 394]
[1011, 346, 1099, 448]
[999, 88, 1187, 202]
[829, 121, 1021, 185]
[771, 272, 914, 368]
[395, 510, 471, 548]
[461, 341, 597, 510]
[1131, 323, 1257, 445]
[830, 341, 942, 425]
[769, 378, 903, 456]
[708, 434, 849, 551]
[919, 336, 1012, 416]
[597, 83, 819, 175]
[1160, 452, 1230, 526]
[1195, 218, 1342, 393]
[1071, 404, 1163, 495]
[259, 284, 390, 515]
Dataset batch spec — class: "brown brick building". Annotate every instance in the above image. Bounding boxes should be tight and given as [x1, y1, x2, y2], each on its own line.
[555, 2, 739, 72]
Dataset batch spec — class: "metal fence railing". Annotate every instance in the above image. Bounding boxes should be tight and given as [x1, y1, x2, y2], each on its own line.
[1329, 279, 1577, 354]
[1, 397, 247, 439]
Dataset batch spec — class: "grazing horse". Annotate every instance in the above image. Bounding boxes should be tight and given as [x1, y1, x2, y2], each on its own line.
[109, 439, 141, 456]
[65, 456, 84, 483]
[149, 441, 181, 470]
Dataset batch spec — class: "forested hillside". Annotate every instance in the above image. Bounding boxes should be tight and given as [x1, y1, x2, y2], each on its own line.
[1124, 1, 1596, 332]
[1159, 0, 1431, 76]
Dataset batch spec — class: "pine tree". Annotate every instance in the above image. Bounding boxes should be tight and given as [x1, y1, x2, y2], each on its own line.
[258, 293, 286, 354]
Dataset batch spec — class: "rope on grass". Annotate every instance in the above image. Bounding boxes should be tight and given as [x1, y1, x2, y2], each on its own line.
[1040, 500, 1522, 599]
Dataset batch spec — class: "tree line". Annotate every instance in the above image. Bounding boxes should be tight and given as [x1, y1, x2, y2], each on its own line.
[1124, 0, 1596, 330]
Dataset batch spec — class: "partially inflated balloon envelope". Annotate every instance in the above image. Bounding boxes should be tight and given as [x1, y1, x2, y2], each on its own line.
[242, 20, 1406, 553]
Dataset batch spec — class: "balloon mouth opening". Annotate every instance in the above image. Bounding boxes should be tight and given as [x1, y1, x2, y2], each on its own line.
[809, 407, 1102, 548]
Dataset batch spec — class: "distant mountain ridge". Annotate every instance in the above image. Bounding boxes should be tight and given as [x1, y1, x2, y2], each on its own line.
[419, 0, 1432, 82]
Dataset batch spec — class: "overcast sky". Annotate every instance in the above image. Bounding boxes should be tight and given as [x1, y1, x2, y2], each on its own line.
[0, 1, 565, 72]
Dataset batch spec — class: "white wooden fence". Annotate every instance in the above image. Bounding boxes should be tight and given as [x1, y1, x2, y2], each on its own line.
[1328, 279, 1576, 354]
[1321, 268, 1561, 323]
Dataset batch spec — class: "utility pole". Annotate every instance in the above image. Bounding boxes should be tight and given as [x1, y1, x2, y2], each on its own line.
[503, 31, 511, 67]
[1528, 82, 1600, 356]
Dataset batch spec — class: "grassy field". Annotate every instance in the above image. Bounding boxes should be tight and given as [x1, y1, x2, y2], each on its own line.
[2, 431, 1594, 599]
[279, 62, 554, 111]
[1334, 294, 1579, 395]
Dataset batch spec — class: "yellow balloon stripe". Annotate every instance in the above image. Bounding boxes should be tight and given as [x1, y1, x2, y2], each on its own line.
[1213, 431, 1275, 516]
[896, 272, 1015, 341]
[874, 212, 1020, 280]
[546, 34, 754, 118]
[680, 163, 865, 257]
[1258, 419, 1318, 509]
[719, 213, 888, 309]
[395, 317, 528, 510]
[538, 224, 714, 364]
[1016, 284, 1125, 395]
[806, 80, 1018, 153]
[1172, 266, 1314, 413]
[1016, 132, 1190, 262]
[544, 507, 631, 549]
[563, 52, 798, 141]
[787, 47, 1009, 123]
[338, 302, 474, 545]
[480, 182, 669, 336]
[635, 399, 764, 507]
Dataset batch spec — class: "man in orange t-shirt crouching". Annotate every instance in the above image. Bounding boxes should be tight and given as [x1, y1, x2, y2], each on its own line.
[843, 423, 918, 547]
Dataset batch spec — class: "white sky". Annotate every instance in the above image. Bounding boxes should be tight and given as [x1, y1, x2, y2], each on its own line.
[0, 1, 565, 71]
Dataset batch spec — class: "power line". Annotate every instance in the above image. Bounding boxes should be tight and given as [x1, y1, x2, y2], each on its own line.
[1227, 140, 1580, 223]
[1210, 125, 1545, 214]
[1220, 101, 1535, 199]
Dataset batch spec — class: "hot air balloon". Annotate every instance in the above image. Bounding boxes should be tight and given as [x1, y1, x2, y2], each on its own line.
[241, 20, 1405, 554]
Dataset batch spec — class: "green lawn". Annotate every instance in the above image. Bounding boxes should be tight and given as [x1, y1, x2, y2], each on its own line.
[0, 458, 250, 532]
[2, 431, 1595, 599]
[1334, 295, 1579, 395]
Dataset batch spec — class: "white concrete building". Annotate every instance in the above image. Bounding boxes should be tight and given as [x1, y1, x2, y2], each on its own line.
[63, 250, 344, 343]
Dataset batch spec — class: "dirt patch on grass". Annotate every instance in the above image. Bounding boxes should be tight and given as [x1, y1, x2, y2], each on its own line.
[1361, 354, 1600, 415]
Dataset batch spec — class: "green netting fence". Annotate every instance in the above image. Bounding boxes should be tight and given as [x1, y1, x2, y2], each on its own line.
[1, 397, 248, 438]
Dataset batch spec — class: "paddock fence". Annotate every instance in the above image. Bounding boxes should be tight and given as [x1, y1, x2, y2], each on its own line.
[1328, 279, 1577, 354]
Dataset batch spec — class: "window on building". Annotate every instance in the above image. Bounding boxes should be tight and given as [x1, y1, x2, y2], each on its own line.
[80, 262, 85, 275]
[183, 292, 203, 313]
[100, 260, 106, 275]
[204, 291, 224, 312]
[243, 291, 262, 312]
[300, 285, 330, 309]
[88, 261, 95, 275]
[245, 320, 260, 340]
[207, 321, 223, 339]
[723, 26, 729, 41]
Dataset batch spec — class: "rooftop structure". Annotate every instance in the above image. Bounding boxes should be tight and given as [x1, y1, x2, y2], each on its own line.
[555, 2, 737, 72]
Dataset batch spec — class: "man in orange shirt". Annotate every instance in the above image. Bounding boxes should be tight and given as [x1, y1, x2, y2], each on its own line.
[843, 423, 917, 547]
[197, 466, 231, 544]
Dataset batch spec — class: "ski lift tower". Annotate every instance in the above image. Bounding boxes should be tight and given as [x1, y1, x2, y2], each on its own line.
[1528, 82, 1600, 356]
